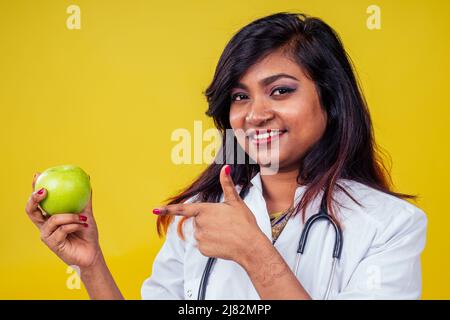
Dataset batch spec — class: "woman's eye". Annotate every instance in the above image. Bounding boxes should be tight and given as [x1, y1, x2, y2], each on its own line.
[231, 93, 248, 101]
[271, 87, 295, 96]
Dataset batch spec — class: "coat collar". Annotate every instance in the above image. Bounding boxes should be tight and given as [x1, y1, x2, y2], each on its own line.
[249, 172, 308, 205]
[246, 172, 312, 244]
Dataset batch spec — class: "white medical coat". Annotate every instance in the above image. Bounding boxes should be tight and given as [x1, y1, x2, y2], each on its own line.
[141, 173, 427, 300]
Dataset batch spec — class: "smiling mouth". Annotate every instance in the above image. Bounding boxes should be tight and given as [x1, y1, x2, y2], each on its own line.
[246, 129, 287, 145]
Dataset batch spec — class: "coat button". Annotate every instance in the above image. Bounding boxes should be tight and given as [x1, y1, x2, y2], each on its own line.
[187, 289, 192, 298]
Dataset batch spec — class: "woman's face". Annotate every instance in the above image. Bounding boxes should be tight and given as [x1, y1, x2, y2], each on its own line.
[229, 49, 328, 173]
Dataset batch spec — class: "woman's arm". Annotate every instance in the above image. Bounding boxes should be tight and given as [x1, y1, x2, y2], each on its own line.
[238, 230, 311, 300]
[25, 173, 124, 300]
[80, 252, 124, 300]
[156, 166, 312, 299]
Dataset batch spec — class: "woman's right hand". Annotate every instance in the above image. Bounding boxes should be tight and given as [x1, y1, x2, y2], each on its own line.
[25, 173, 102, 270]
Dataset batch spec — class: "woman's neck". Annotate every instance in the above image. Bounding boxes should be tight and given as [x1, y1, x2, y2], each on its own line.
[259, 167, 300, 214]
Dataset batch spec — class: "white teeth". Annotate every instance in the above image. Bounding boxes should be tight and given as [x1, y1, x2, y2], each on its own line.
[251, 130, 284, 140]
[255, 133, 270, 139]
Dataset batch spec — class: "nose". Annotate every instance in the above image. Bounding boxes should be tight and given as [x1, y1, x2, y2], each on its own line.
[245, 100, 274, 126]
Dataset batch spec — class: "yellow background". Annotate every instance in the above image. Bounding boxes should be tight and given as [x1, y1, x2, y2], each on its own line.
[1, 0, 449, 299]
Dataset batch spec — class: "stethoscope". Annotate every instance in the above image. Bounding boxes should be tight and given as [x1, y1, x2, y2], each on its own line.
[197, 192, 343, 300]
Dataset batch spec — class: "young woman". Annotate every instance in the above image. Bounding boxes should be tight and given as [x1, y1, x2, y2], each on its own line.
[25, 12, 427, 300]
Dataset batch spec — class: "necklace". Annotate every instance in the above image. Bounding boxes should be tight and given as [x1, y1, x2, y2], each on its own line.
[269, 206, 296, 244]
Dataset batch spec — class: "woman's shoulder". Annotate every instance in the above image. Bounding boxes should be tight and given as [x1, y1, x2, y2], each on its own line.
[336, 179, 427, 232]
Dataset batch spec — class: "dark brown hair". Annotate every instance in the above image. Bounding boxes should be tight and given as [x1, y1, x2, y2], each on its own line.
[157, 12, 415, 239]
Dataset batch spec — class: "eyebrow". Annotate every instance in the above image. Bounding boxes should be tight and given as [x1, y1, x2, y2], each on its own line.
[233, 73, 299, 90]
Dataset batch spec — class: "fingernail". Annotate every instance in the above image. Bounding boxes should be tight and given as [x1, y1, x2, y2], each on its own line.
[83, 223, 88, 228]
[37, 188, 44, 195]
[225, 165, 231, 175]
[79, 215, 87, 222]
[153, 208, 161, 215]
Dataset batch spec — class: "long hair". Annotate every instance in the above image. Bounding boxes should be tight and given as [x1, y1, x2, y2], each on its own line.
[157, 12, 415, 239]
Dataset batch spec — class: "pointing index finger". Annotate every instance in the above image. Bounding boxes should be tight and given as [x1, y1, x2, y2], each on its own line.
[153, 203, 205, 217]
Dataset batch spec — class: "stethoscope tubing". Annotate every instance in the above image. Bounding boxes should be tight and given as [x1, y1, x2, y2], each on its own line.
[197, 193, 343, 300]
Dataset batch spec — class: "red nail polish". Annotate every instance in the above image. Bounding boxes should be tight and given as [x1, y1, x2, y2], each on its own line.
[225, 165, 231, 175]
[83, 223, 88, 228]
[153, 208, 161, 215]
[79, 215, 87, 222]
[37, 188, 44, 195]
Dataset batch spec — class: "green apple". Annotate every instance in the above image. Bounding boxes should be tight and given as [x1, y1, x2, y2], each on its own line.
[34, 165, 91, 215]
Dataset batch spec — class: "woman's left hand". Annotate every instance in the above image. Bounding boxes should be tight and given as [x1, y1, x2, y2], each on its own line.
[154, 165, 264, 265]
